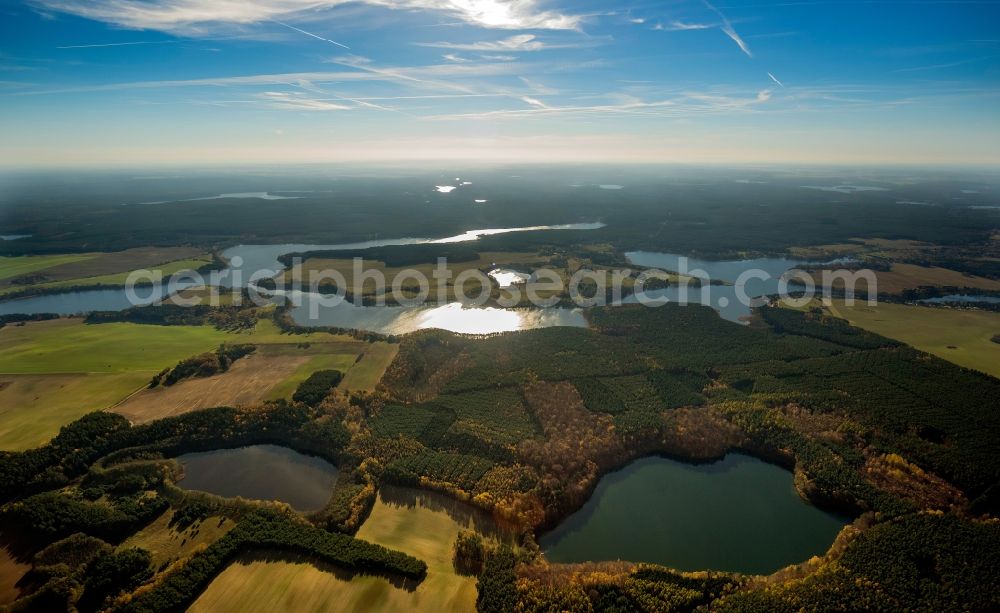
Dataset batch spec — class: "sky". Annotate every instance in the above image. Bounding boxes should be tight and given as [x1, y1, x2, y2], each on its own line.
[1, 0, 999, 167]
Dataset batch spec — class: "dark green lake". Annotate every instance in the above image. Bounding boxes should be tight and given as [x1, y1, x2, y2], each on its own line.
[176, 445, 338, 512]
[539, 454, 848, 575]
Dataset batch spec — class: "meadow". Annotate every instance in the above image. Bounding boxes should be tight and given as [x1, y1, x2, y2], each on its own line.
[0, 247, 207, 296]
[0, 253, 96, 283]
[118, 509, 236, 569]
[824, 299, 1000, 377]
[339, 343, 399, 393]
[191, 487, 494, 612]
[0, 318, 389, 449]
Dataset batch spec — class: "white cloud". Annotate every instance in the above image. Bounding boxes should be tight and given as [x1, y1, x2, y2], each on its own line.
[720, 24, 751, 57]
[33, 0, 581, 34]
[428, 88, 774, 120]
[442, 53, 470, 62]
[417, 34, 545, 52]
[657, 21, 715, 31]
[258, 91, 351, 111]
[701, 0, 752, 57]
[15, 59, 523, 97]
[519, 76, 558, 95]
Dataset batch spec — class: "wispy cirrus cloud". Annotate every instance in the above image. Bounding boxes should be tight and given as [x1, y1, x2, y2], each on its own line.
[701, 0, 752, 57]
[32, 0, 582, 34]
[416, 34, 545, 52]
[521, 95, 549, 108]
[655, 21, 716, 32]
[12, 58, 523, 97]
[427, 88, 775, 120]
[257, 91, 351, 111]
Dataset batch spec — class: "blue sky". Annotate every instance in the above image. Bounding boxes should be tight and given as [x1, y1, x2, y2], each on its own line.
[1, 0, 999, 167]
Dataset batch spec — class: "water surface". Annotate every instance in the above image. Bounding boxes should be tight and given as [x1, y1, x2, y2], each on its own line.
[624, 251, 811, 322]
[132, 192, 303, 205]
[917, 294, 1000, 304]
[0, 223, 602, 319]
[289, 298, 586, 335]
[176, 444, 338, 512]
[221, 223, 604, 287]
[540, 454, 847, 575]
[0, 281, 198, 316]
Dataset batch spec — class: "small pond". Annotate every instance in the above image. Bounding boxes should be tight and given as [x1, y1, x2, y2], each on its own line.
[540, 454, 848, 575]
[175, 445, 338, 513]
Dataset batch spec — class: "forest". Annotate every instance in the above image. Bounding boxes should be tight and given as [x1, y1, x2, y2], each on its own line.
[0, 301, 998, 610]
[3, 170, 998, 279]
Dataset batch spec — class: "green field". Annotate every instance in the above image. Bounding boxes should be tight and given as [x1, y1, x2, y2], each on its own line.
[0, 256, 214, 297]
[0, 318, 373, 449]
[265, 350, 364, 401]
[0, 319, 233, 374]
[824, 300, 1000, 378]
[340, 342, 399, 392]
[119, 509, 236, 568]
[191, 487, 495, 612]
[0, 254, 96, 282]
[0, 372, 151, 451]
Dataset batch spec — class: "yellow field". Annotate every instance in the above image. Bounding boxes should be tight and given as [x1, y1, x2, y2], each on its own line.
[810, 262, 1000, 296]
[0, 536, 32, 606]
[191, 487, 503, 613]
[825, 300, 1000, 378]
[115, 353, 311, 423]
[119, 509, 236, 568]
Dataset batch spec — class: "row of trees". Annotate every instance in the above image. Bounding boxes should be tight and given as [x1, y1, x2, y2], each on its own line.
[149, 344, 256, 387]
[121, 509, 426, 613]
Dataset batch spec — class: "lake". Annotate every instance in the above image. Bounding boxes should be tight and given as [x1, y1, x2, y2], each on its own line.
[539, 454, 847, 575]
[624, 251, 819, 322]
[288, 297, 586, 335]
[0, 223, 602, 328]
[175, 445, 338, 512]
[917, 294, 1000, 305]
[220, 222, 604, 285]
[0, 281, 199, 316]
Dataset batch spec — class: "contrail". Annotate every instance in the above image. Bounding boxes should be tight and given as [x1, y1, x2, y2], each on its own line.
[701, 0, 752, 58]
[272, 20, 349, 50]
[58, 40, 177, 49]
[767, 72, 784, 87]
